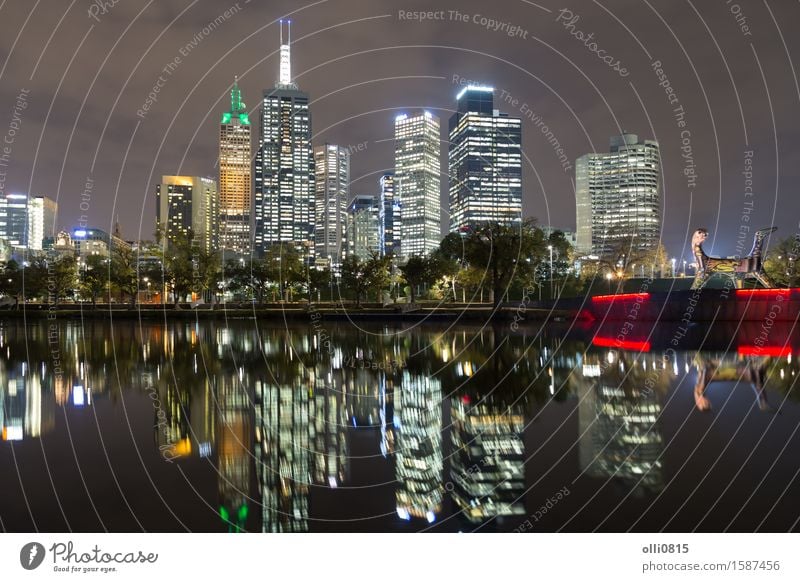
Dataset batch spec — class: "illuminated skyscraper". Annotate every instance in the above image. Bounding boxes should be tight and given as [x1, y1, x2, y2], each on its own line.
[394, 112, 441, 259]
[345, 195, 380, 261]
[378, 172, 400, 257]
[155, 176, 219, 252]
[0, 193, 57, 250]
[254, 20, 314, 258]
[313, 144, 349, 268]
[575, 133, 661, 256]
[448, 86, 522, 232]
[218, 77, 252, 257]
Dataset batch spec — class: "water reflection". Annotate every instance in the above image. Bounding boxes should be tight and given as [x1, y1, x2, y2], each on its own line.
[1, 320, 799, 532]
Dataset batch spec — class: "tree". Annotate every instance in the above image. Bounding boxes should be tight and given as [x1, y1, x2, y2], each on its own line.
[363, 252, 391, 302]
[455, 220, 546, 306]
[399, 256, 430, 303]
[262, 243, 303, 301]
[590, 229, 665, 279]
[340, 256, 369, 306]
[0, 260, 23, 307]
[764, 235, 800, 287]
[80, 255, 109, 307]
[49, 256, 78, 305]
[110, 246, 140, 306]
[307, 266, 332, 302]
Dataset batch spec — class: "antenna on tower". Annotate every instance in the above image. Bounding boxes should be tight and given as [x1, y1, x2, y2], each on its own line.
[278, 18, 293, 86]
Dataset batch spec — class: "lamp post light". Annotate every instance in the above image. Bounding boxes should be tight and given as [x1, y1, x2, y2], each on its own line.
[671, 257, 677, 278]
[547, 245, 553, 299]
[605, 271, 613, 294]
[682, 259, 687, 277]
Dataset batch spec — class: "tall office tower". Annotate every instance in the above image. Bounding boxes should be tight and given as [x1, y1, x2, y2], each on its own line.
[313, 144, 349, 269]
[0, 193, 28, 248]
[345, 195, 380, 261]
[0, 193, 57, 250]
[378, 173, 400, 257]
[575, 133, 661, 256]
[155, 176, 219, 252]
[394, 111, 441, 259]
[218, 77, 252, 257]
[448, 86, 522, 233]
[395, 371, 443, 523]
[254, 21, 314, 259]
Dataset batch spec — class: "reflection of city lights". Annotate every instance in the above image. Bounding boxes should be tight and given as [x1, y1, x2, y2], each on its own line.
[2, 426, 23, 441]
[396, 507, 411, 521]
[582, 364, 601, 377]
[738, 345, 791, 357]
[72, 385, 85, 406]
[199, 442, 212, 458]
[593, 337, 651, 352]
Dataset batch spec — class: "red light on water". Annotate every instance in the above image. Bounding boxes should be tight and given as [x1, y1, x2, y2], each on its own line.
[592, 336, 651, 352]
[735, 288, 793, 297]
[591, 292, 651, 303]
[737, 345, 791, 357]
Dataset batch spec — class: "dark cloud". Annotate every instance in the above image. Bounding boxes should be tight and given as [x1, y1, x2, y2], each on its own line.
[0, 0, 798, 257]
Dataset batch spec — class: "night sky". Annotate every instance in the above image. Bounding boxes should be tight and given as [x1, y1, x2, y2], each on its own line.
[1, 0, 798, 259]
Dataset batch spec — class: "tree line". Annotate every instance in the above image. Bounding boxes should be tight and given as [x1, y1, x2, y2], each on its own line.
[6, 220, 787, 308]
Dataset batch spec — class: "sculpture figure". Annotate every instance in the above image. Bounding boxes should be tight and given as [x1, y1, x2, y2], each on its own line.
[690, 227, 777, 290]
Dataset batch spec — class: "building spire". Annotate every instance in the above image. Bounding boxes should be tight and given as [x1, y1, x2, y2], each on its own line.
[221, 76, 249, 124]
[231, 75, 244, 113]
[278, 19, 292, 86]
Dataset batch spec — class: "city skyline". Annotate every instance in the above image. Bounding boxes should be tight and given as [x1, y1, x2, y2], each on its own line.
[2, 1, 796, 259]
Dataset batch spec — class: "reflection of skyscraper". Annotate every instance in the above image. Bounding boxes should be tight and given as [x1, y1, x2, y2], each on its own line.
[218, 78, 252, 257]
[311, 379, 348, 488]
[216, 376, 252, 532]
[577, 355, 663, 492]
[0, 362, 55, 441]
[395, 371, 442, 523]
[256, 375, 311, 532]
[450, 396, 526, 522]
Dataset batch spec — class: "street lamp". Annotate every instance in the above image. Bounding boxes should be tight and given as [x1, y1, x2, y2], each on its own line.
[547, 245, 553, 298]
[670, 257, 677, 277]
[605, 271, 613, 294]
[682, 259, 687, 277]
